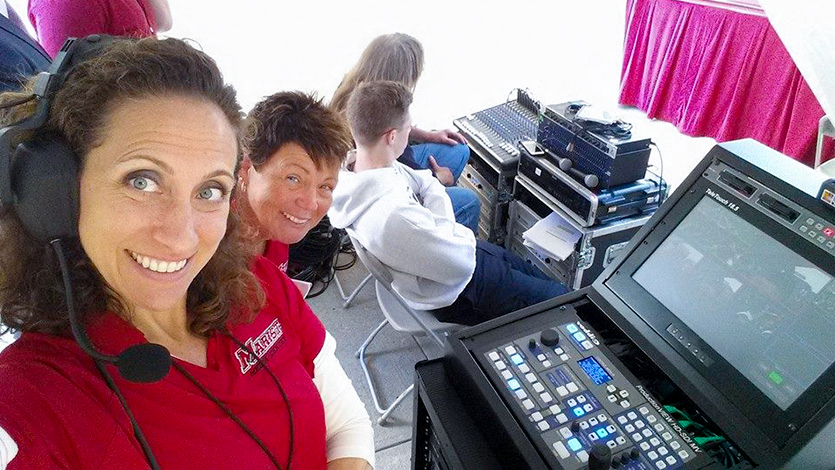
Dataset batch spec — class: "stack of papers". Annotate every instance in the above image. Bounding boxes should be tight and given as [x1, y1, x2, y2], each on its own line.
[522, 212, 582, 261]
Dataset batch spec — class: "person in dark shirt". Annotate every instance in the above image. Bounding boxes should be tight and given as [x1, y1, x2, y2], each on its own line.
[0, 2, 49, 92]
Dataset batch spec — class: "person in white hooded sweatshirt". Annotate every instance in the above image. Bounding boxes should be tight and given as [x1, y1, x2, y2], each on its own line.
[328, 81, 569, 326]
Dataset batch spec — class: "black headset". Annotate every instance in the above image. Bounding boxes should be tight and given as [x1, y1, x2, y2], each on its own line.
[0, 35, 119, 241]
[0, 37, 294, 469]
[0, 35, 172, 384]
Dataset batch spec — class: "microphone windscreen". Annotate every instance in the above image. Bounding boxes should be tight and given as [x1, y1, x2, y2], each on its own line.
[117, 343, 172, 383]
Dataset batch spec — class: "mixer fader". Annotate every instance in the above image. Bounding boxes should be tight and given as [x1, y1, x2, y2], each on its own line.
[453, 90, 539, 166]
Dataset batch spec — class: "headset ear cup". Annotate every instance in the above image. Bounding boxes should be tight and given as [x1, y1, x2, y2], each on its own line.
[11, 132, 79, 241]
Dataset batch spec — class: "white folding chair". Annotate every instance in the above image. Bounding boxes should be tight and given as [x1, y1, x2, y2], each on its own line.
[815, 115, 835, 170]
[349, 236, 462, 424]
[332, 233, 373, 308]
[333, 270, 373, 308]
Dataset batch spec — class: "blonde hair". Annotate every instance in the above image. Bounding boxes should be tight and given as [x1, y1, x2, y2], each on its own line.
[330, 33, 423, 117]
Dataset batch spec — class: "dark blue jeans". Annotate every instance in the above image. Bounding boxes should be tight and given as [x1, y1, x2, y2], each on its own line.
[433, 240, 570, 326]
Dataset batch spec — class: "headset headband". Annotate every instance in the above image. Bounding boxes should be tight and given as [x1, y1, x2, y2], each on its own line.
[0, 35, 117, 205]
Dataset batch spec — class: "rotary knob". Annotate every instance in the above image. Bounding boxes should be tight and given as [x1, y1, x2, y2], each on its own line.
[540, 328, 560, 347]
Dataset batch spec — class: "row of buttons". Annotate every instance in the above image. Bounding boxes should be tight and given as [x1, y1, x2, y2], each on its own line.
[799, 216, 835, 252]
[552, 440, 589, 463]
[805, 218, 833, 234]
[530, 403, 569, 432]
[605, 383, 633, 409]
[567, 391, 600, 418]
[799, 225, 835, 250]
[616, 407, 690, 468]
[566, 323, 594, 351]
[490, 346, 572, 430]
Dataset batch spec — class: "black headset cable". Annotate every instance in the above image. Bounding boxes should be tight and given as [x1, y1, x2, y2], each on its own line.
[51, 238, 162, 470]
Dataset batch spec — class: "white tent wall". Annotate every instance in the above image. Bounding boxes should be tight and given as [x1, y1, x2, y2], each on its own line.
[760, 0, 835, 121]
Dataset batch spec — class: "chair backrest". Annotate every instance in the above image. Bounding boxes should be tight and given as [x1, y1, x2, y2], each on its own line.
[349, 236, 461, 347]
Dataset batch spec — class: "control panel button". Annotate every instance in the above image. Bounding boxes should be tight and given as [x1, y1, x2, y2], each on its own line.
[553, 441, 570, 459]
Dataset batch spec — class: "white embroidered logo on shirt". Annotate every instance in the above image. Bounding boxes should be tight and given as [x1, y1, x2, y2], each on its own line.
[234, 318, 283, 374]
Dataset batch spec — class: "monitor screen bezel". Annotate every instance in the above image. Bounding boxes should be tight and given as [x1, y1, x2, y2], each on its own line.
[604, 176, 835, 447]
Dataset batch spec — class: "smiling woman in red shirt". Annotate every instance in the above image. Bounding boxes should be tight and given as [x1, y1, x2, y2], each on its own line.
[0, 36, 373, 469]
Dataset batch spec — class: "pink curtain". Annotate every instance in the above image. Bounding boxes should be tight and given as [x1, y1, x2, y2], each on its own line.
[620, 0, 830, 166]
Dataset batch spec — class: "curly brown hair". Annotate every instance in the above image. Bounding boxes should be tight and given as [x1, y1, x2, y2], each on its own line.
[0, 37, 264, 337]
[243, 90, 352, 171]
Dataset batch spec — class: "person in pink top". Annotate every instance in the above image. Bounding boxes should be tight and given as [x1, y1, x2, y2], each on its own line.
[236, 91, 352, 274]
[28, 0, 172, 57]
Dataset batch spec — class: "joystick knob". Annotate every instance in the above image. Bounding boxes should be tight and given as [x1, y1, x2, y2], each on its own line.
[587, 444, 612, 470]
[540, 328, 560, 347]
[570, 421, 581, 433]
[528, 338, 537, 351]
